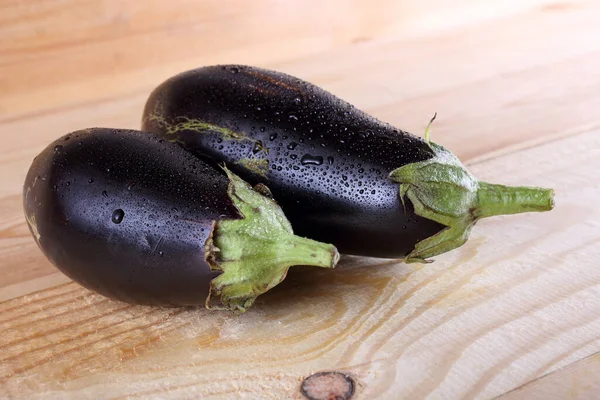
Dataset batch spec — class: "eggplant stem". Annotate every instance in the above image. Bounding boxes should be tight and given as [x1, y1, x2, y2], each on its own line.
[205, 169, 339, 313]
[389, 141, 554, 263]
[475, 182, 554, 218]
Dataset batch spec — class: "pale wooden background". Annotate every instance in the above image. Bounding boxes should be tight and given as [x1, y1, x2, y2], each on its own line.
[2, 1, 600, 399]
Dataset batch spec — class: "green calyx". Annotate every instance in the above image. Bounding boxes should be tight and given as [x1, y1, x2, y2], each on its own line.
[389, 124, 554, 264]
[205, 169, 339, 313]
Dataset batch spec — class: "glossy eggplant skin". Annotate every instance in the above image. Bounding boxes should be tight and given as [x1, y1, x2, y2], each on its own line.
[23, 128, 241, 306]
[142, 65, 444, 258]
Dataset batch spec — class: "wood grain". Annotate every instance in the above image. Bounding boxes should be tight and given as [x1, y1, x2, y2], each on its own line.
[2, 0, 600, 398]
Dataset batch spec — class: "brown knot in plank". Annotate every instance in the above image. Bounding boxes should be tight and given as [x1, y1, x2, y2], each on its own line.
[300, 371, 355, 400]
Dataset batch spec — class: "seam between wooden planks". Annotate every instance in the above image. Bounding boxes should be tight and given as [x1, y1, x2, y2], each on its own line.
[492, 350, 600, 399]
[465, 123, 600, 167]
[0, 89, 148, 125]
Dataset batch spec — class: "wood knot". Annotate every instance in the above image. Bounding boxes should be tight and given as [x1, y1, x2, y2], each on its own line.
[300, 371, 355, 400]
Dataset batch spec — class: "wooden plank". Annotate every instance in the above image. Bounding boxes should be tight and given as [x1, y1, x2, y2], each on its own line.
[1, 130, 598, 399]
[0, 0, 556, 119]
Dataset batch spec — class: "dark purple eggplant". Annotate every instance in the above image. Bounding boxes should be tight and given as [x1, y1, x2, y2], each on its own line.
[23, 128, 338, 312]
[141, 65, 555, 262]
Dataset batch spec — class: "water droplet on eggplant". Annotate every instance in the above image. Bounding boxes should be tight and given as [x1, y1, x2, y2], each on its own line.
[300, 154, 323, 166]
[111, 209, 125, 224]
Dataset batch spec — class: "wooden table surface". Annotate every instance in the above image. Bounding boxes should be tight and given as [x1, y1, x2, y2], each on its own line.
[2, 1, 600, 399]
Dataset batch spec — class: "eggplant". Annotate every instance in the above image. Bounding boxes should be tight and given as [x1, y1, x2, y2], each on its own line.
[23, 128, 338, 312]
[141, 65, 555, 262]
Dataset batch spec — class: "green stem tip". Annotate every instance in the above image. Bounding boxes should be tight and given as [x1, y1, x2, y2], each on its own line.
[389, 142, 555, 264]
[475, 182, 554, 219]
[205, 169, 339, 313]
